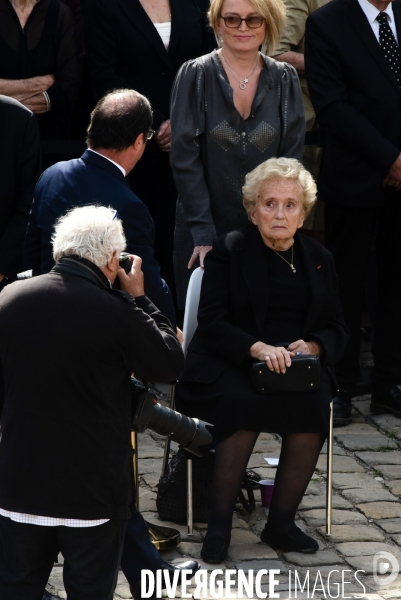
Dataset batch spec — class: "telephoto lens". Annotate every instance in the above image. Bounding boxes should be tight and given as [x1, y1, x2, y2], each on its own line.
[131, 378, 213, 457]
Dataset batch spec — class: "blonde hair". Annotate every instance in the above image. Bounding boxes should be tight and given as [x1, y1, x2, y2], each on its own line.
[208, 0, 286, 54]
[242, 157, 317, 217]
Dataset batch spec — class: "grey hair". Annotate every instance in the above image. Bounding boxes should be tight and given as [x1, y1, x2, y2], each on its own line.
[243, 157, 317, 217]
[52, 205, 126, 267]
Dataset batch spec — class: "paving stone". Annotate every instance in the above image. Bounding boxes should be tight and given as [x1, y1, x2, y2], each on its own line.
[250, 466, 277, 479]
[344, 554, 390, 575]
[376, 518, 401, 534]
[234, 559, 287, 576]
[335, 542, 401, 557]
[138, 489, 157, 512]
[316, 455, 365, 472]
[355, 451, 401, 466]
[356, 502, 401, 520]
[230, 528, 260, 545]
[252, 439, 281, 453]
[138, 458, 164, 474]
[364, 575, 401, 594]
[114, 572, 132, 599]
[319, 442, 346, 455]
[303, 508, 367, 527]
[283, 549, 340, 566]
[231, 515, 251, 530]
[354, 398, 372, 417]
[305, 481, 326, 495]
[137, 436, 165, 458]
[248, 454, 278, 469]
[386, 480, 401, 495]
[377, 465, 401, 480]
[291, 565, 368, 594]
[370, 414, 401, 439]
[141, 473, 160, 490]
[317, 524, 385, 542]
[332, 472, 381, 489]
[390, 533, 401, 545]
[140, 515, 203, 542]
[227, 543, 278, 561]
[299, 494, 352, 510]
[335, 433, 397, 451]
[334, 422, 378, 434]
[177, 542, 202, 558]
[342, 488, 398, 504]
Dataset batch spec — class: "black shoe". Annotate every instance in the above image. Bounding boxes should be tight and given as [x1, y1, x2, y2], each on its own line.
[201, 534, 230, 563]
[333, 390, 352, 426]
[260, 524, 319, 553]
[371, 385, 401, 418]
[129, 560, 199, 600]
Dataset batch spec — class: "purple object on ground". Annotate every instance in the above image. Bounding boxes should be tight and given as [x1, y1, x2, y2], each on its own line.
[259, 479, 275, 508]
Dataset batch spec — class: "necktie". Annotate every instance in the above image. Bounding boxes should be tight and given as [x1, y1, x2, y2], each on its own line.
[377, 11, 401, 88]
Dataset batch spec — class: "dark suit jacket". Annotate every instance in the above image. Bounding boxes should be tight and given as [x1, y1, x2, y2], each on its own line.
[23, 149, 176, 326]
[84, 0, 216, 130]
[305, 0, 401, 206]
[183, 226, 348, 383]
[0, 96, 41, 279]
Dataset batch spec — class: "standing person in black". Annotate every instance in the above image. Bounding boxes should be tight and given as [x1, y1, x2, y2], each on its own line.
[0, 0, 80, 145]
[84, 0, 216, 301]
[0, 95, 41, 293]
[305, 0, 401, 424]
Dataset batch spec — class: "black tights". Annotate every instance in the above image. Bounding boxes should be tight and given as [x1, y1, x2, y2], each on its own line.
[206, 431, 325, 541]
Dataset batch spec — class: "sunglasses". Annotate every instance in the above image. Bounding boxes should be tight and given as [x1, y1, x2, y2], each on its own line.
[220, 15, 264, 28]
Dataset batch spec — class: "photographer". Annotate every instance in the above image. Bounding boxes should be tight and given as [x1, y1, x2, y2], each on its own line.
[0, 206, 184, 600]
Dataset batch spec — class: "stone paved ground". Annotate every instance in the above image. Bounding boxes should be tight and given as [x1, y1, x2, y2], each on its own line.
[47, 394, 401, 599]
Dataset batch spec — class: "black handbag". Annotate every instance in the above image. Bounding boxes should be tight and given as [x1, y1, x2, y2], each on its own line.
[156, 448, 256, 523]
[250, 354, 321, 395]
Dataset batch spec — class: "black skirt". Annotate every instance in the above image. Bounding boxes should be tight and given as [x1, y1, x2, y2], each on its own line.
[176, 364, 332, 446]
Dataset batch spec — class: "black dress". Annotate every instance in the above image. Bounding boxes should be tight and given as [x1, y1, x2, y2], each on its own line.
[176, 242, 332, 444]
[0, 0, 80, 141]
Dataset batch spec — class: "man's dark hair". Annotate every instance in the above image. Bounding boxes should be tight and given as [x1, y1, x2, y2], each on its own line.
[87, 89, 153, 151]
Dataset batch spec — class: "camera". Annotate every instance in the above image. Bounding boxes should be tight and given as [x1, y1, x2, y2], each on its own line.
[131, 378, 213, 457]
[119, 252, 132, 274]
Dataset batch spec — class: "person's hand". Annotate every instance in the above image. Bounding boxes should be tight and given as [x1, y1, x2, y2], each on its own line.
[386, 153, 401, 189]
[0, 273, 5, 283]
[117, 255, 145, 297]
[287, 339, 321, 357]
[176, 327, 184, 344]
[22, 93, 49, 114]
[188, 246, 212, 269]
[155, 120, 171, 152]
[249, 341, 295, 374]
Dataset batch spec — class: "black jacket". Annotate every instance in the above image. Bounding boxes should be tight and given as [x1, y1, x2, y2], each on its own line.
[183, 226, 348, 383]
[84, 0, 216, 130]
[305, 0, 401, 205]
[0, 257, 184, 519]
[0, 96, 41, 279]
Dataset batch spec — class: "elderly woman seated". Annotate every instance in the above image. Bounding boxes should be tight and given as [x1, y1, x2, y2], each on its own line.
[176, 157, 348, 563]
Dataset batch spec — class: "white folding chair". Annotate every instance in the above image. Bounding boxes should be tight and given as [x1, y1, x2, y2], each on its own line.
[161, 267, 204, 535]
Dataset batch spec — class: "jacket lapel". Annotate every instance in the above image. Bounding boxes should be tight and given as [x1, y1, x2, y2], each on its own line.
[116, 0, 172, 68]
[344, 0, 401, 96]
[296, 234, 325, 333]
[168, 0, 185, 59]
[236, 226, 270, 334]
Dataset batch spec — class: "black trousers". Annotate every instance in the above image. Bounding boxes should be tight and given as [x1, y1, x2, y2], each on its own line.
[325, 192, 401, 396]
[0, 516, 126, 600]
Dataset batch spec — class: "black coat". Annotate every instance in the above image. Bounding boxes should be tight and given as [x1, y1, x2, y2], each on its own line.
[84, 0, 216, 130]
[305, 0, 401, 206]
[0, 259, 184, 518]
[184, 226, 348, 385]
[0, 96, 41, 279]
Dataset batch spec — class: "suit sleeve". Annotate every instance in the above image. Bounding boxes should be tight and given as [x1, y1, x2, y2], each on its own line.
[195, 238, 259, 366]
[305, 15, 400, 173]
[119, 201, 177, 329]
[307, 253, 349, 366]
[84, 0, 131, 101]
[0, 112, 41, 278]
[170, 60, 216, 246]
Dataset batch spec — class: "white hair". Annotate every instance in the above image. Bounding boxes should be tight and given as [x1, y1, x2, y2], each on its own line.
[52, 205, 126, 268]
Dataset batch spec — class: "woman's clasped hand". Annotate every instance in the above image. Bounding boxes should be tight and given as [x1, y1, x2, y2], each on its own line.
[250, 339, 322, 373]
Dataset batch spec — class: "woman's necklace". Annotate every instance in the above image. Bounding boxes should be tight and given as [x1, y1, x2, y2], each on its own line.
[221, 51, 260, 90]
[271, 243, 296, 274]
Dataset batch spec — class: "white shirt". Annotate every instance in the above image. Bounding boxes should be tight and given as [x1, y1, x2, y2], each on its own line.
[88, 149, 126, 177]
[154, 22, 171, 50]
[0, 508, 109, 528]
[358, 0, 398, 44]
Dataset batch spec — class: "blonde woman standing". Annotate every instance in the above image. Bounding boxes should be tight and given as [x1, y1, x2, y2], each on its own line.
[171, 0, 305, 307]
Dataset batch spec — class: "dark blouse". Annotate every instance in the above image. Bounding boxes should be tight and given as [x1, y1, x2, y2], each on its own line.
[0, 0, 80, 139]
[263, 242, 311, 346]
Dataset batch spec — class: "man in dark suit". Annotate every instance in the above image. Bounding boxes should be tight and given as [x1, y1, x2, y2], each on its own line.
[24, 89, 176, 328]
[0, 96, 41, 290]
[305, 0, 401, 424]
[22, 89, 196, 599]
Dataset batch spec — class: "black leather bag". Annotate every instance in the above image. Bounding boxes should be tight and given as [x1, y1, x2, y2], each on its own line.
[156, 448, 255, 523]
[250, 354, 321, 395]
